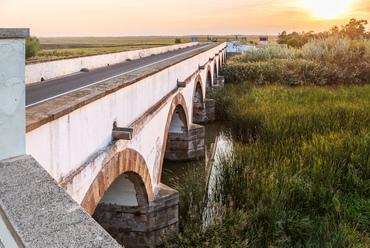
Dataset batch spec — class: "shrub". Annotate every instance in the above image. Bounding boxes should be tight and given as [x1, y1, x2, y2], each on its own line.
[174, 38, 181, 44]
[287, 37, 304, 48]
[240, 45, 300, 62]
[25, 36, 40, 59]
[225, 36, 370, 85]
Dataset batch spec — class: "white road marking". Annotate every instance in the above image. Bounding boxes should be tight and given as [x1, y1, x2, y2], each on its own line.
[26, 45, 210, 108]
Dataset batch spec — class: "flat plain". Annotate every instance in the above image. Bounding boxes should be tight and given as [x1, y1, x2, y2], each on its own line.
[28, 35, 277, 60]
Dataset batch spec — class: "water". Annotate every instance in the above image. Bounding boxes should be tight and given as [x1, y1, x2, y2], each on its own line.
[161, 121, 234, 188]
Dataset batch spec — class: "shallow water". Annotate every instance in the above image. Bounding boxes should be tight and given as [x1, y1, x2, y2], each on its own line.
[161, 121, 234, 188]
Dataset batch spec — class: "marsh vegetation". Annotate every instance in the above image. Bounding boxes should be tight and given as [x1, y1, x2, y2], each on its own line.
[162, 29, 370, 247]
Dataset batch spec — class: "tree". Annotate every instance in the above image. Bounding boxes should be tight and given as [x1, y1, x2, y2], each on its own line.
[174, 38, 181, 44]
[341, 18, 368, 39]
[287, 37, 304, 48]
[25, 36, 40, 59]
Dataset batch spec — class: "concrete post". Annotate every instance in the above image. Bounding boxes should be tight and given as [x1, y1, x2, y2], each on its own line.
[0, 28, 29, 160]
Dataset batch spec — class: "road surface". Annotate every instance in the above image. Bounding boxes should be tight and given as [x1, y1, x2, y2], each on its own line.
[26, 44, 210, 108]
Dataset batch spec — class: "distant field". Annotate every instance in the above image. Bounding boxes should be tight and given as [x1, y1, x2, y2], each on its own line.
[28, 35, 277, 61]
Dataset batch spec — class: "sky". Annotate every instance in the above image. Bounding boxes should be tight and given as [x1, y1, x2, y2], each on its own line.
[0, 0, 369, 37]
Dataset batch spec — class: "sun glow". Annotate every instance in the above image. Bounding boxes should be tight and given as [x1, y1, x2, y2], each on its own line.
[304, 0, 354, 19]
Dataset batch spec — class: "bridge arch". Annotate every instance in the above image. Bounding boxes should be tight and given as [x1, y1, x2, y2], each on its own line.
[158, 93, 191, 183]
[81, 148, 153, 215]
[192, 75, 208, 124]
[193, 75, 204, 104]
[206, 65, 212, 95]
[213, 63, 218, 81]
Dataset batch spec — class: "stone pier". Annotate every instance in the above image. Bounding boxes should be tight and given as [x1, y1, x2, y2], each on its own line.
[93, 184, 179, 248]
[164, 124, 205, 161]
[193, 99, 216, 124]
[215, 75, 225, 87]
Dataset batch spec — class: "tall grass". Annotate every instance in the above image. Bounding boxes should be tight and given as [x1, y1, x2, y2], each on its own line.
[241, 45, 298, 62]
[211, 84, 370, 247]
[224, 36, 370, 84]
[166, 84, 370, 247]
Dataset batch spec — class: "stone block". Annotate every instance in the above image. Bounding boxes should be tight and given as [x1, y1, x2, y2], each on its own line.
[93, 183, 179, 248]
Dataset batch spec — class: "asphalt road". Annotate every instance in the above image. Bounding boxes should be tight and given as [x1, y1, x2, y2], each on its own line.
[26, 44, 210, 108]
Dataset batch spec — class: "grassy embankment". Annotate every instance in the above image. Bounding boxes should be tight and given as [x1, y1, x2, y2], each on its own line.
[162, 36, 370, 247]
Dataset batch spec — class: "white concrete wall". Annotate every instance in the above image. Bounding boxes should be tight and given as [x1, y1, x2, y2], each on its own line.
[26, 43, 226, 203]
[0, 38, 26, 160]
[25, 42, 198, 85]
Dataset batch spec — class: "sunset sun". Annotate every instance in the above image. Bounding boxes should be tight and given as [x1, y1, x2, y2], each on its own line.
[304, 0, 354, 19]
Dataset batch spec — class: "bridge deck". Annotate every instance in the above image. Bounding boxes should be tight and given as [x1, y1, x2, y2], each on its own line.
[26, 44, 219, 133]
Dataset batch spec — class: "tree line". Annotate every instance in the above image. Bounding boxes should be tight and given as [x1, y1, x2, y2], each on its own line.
[278, 18, 369, 48]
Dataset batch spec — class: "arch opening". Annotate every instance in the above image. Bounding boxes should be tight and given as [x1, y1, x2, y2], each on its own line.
[96, 171, 149, 207]
[164, 104, 191, 161]
[213, 64, 218, 86]
[193, 81, 210, 124]
[194, 82, 203, 104]
[206, 70, 212, 95]
[168, 105, 188, 133]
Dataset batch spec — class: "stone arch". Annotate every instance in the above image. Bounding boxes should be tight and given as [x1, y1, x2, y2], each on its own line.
[219, 55, 221, 70]
[158, 93, 190, 183]
[193, 75, 204, 104]
[206, 65, 212, 95]
[213, 63, 218, 82]
[81, 148, 153, 215]
[164, 104, 189, 161]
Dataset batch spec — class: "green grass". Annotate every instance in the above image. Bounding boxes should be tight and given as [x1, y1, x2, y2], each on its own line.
[166, 84, 370, 247]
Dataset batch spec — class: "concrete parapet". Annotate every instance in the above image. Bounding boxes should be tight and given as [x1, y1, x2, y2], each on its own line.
[0, 155, 121, 247]
[93, 183, 179, 248]
[0, 28, 28, 160]
[25, 42, 198, 85]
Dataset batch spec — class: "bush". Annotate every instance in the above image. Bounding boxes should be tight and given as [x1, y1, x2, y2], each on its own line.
[287, 37, 304, 48]
[241, 45, 298, 62]
[25, 36, 40, 59]
[174, 38, 181, 44]
[224, 36, 370, 85]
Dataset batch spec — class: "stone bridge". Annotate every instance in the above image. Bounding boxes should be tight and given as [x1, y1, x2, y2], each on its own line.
[0, 28, 226, 248]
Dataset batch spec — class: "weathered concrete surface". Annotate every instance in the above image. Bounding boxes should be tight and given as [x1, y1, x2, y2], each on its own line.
[0, 28, 29, 38]
[93, 183, 178, 248]
[0, 155, 121, 248]
[0, 29, 28, 160]
[25, 42, 198, 85]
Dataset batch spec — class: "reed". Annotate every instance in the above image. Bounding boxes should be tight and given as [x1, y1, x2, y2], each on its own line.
[167, 84, 370, 247]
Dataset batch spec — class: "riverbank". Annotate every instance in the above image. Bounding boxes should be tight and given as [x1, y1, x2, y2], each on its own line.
[162, 83, 370, 247]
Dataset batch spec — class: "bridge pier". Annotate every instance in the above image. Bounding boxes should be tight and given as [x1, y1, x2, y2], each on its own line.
[193, 99, 216, 124]
[165, 123, 205, 161]
[214, 75, 225, 87]
[93, 183, 178, 248]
